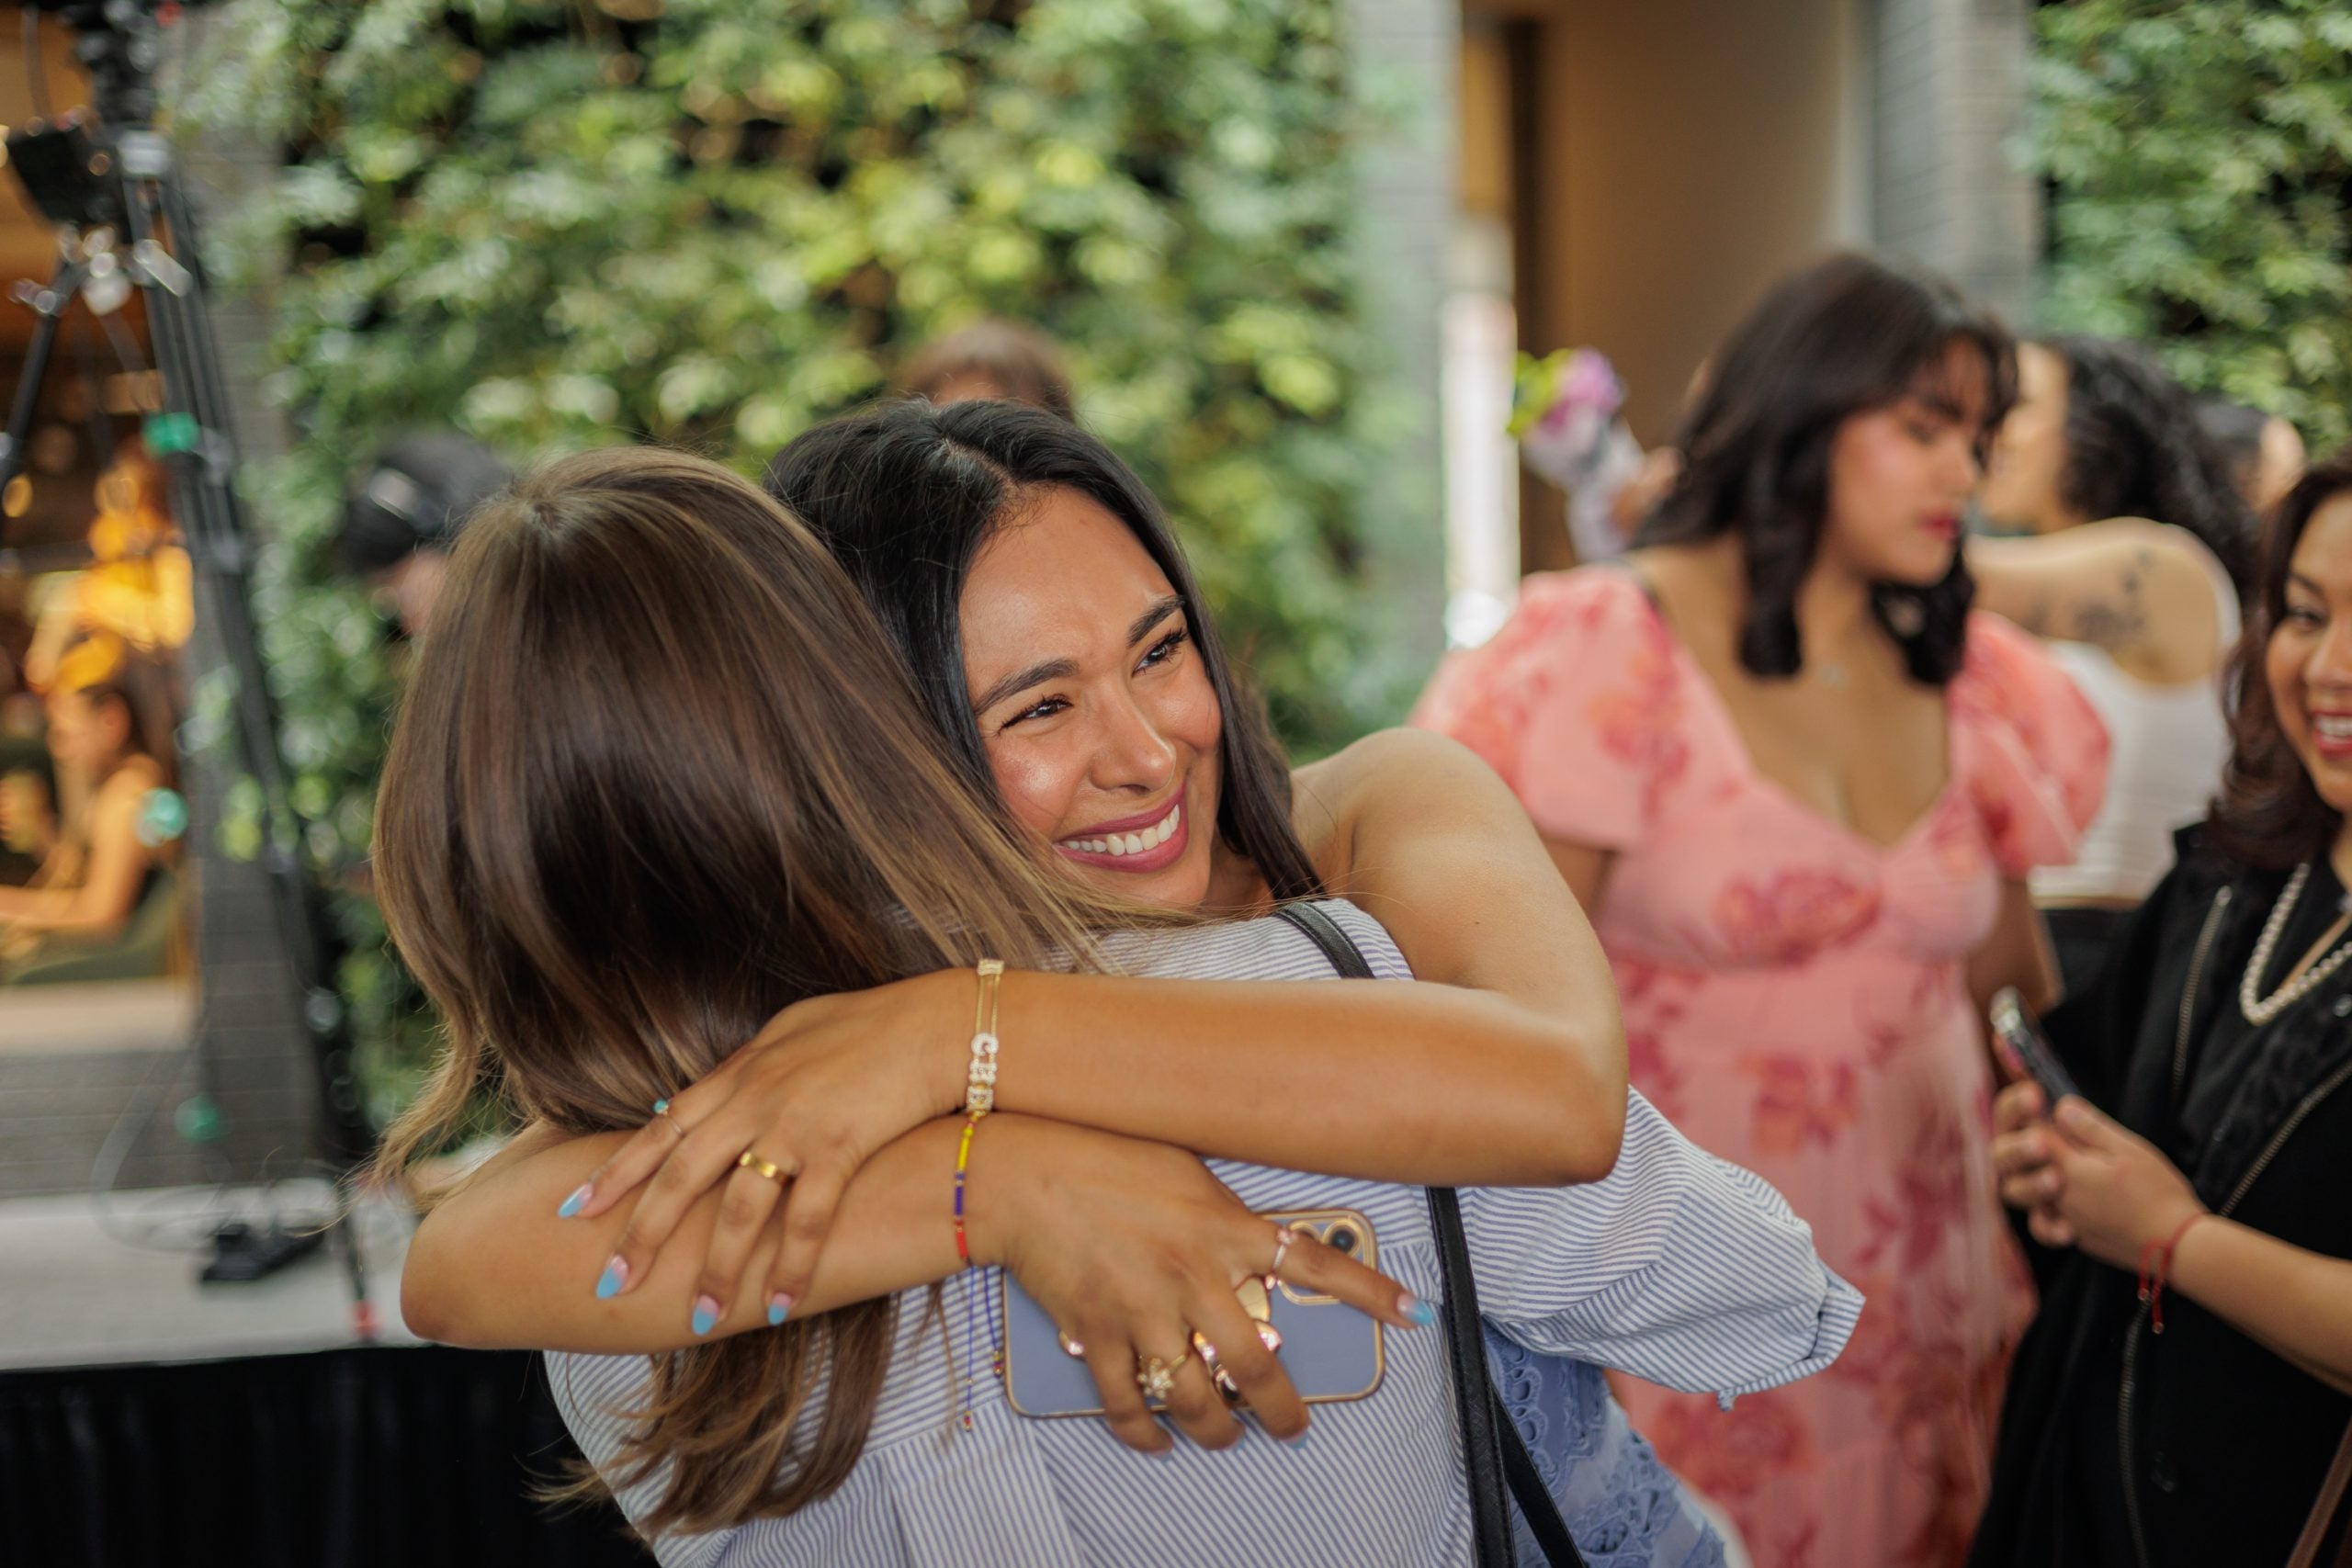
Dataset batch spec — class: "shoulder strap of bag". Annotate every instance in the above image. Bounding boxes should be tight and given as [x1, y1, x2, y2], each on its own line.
[2288, 1411, 2352, 1568]
[1272, 902, 1587, 1568]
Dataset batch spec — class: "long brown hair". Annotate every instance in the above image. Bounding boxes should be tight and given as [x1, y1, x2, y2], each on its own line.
[371, 446, 1151, 1533]
[2208, 445, 2352, 868]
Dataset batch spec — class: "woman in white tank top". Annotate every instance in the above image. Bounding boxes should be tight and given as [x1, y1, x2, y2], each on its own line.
[1973, 333, 2264, 989]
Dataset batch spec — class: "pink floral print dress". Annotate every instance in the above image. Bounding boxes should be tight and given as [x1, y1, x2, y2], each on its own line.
[1412, 569, 2109, 1568]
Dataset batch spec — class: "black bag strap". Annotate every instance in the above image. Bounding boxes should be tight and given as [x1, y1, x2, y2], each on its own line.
[1273, 901, 1587, 1568]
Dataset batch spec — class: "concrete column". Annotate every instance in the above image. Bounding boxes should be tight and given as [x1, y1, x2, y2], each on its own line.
[1868, 0, 2040, 322]
[1344, 0, 1458, 716]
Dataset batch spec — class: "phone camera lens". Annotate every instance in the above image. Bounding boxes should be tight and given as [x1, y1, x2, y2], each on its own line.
[1325, 1224, 1358, 1255]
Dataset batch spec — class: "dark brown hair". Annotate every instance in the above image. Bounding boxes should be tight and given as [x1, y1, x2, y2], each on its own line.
[2207, 444, 2352, 868]
[371, 447, 1151, 1534]
[895, 319, 1077, 421]
[2041, 334, 2256, 592]
[763, 397, 1327, 902]
[1635, 252, 2017, 685]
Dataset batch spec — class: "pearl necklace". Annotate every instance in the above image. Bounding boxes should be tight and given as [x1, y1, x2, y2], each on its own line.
[2238, 863, 2352, 1025]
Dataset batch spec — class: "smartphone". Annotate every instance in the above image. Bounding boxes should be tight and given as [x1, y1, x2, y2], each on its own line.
[1000, 1207, 1386, 1417]
[1989, 986, 2083, 1106]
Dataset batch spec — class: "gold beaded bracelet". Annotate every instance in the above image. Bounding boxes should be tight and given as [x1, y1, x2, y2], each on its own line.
[965, 958, 1004, 1116]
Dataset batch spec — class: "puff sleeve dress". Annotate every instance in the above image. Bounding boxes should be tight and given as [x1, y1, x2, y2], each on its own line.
[1414, 568, 2109, 1568]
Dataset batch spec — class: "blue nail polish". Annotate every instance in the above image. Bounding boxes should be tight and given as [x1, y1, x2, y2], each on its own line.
[1406, 1297, 1439, 1327]
[692, 1296, 719, 1337]
[767, 1296, 790, 1326]
[557, 1184, 591, 1219]
[1284, 1429, 1311, 1450]
[594, 1258, 627, 1300]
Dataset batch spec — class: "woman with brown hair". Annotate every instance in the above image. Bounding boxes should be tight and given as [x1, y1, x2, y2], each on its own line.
[1976, 447, 2352, 1568]
[381, 442, 1856, 1563]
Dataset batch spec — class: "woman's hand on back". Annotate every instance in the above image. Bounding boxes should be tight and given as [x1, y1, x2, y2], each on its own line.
[560, 972, 968, 1321]
[972, 1118, 1430, 1454]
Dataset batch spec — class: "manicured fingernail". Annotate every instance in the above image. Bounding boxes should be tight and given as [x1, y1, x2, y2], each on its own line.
[556, 1183, 592, 1219]
[691, 1294, 720, 1337]
[1283, 1427, 1311, 1450]
[766, 1292, 793, 1326]
[1147, 1447, 1175, 1461]
[594, 1256, 628, 1299]
[1400, 1292, 1437, 1326]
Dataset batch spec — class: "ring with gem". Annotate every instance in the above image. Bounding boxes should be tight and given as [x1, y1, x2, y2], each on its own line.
[1135, 1354, 1181, 1402]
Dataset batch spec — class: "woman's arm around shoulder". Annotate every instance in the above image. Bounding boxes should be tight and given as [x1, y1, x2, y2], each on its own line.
[1292, 726, 1628, 1162]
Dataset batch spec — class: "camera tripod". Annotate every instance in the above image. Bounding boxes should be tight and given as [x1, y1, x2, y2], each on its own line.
[2, 4, 379, 1298]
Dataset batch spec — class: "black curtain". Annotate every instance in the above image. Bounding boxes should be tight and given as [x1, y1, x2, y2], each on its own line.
[0, 1346, 653, 1568]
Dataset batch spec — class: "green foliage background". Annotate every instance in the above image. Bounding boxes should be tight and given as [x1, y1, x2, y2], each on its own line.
[183, 0, 1391, 1120]
[2029, 0, 2352, 448]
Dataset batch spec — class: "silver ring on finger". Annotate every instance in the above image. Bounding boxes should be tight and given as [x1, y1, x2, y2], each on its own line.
[1265, 1222, 1295, 1285]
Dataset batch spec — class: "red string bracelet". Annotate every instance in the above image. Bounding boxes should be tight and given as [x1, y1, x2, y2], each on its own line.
[2138, 1213, 2208, 1335]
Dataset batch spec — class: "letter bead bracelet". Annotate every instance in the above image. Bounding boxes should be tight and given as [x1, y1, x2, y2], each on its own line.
[966, 958, 1004, 1116]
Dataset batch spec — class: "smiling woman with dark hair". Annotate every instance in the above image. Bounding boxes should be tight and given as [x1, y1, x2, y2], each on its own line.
[1417, 252, 2109, 1566]
[1978, 446, 2352, 1568]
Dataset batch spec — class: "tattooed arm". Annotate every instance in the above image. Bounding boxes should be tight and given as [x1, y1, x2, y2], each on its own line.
[1969, 519, 2233, 686]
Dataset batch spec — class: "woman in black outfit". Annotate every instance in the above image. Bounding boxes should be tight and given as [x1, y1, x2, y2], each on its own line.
[1973, 449, 2352, 1567]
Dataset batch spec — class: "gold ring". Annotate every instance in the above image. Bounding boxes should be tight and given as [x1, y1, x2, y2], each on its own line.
[736, 1149, 786, 1184]
[1135, 1354, 1180, 1402]
[1057, 1328, 1086, 1359]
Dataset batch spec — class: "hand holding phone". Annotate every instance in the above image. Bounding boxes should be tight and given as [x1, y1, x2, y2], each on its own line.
[1002, 1208, 1388, 1420]
[1988, 986, 2082, 1108]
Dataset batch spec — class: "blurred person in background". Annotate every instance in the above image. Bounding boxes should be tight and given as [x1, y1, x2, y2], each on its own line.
[1975, 447, 2352, 1568]
[895, 317, 1077, 420]
[2198, 395, 2309, 518]
[20, 441, 192, 693]
[1972, 335, 2256, 990]
[337, 432, 513, 637]
[0, 633, 184, 982]
[1417, 253, 2109, 1568]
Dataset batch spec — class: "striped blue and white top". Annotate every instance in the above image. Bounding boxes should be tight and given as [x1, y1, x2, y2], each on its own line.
[548, 901, 1861, 1567]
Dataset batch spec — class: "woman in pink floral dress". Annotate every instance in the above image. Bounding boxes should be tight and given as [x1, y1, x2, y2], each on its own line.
[1417, 255, 2109, 1568]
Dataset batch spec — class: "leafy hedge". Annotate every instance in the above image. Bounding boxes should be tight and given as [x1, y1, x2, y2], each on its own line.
[2030, 0, 2352, 447]
[183, 0, 1388, 1118]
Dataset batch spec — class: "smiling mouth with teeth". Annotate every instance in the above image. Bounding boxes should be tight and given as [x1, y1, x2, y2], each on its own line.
[1062, 801, 1182, 859]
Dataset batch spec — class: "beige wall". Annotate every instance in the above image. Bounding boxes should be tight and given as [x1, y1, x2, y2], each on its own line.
[1520, 0, 1869, 447]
